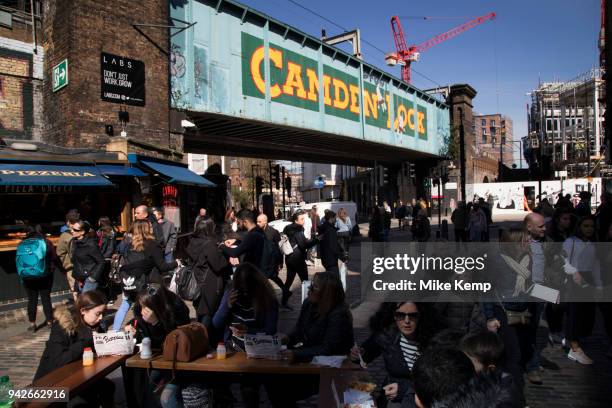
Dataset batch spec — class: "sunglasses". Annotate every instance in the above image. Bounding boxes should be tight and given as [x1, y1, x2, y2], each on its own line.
[394, 312, 420, 322]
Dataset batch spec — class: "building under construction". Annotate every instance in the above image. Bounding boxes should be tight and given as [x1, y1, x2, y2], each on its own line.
[522, 68, 606, 179]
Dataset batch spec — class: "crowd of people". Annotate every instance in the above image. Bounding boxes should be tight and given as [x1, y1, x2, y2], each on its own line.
[14, 193, 612, 407]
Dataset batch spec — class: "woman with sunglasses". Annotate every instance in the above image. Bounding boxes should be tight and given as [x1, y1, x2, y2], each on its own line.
[266, 272, 353, 407]
[350, 302, 435, 408]
[124, 283, 190, 408]
[70, 220, 105, 293]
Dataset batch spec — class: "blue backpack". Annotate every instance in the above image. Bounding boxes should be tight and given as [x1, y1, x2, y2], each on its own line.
[16, 238, 48, 280]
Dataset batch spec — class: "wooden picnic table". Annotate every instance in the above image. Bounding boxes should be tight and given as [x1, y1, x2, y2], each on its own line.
[126, 351, 360, 374]
[19, 354, 130, 408]
[125, 352, 362, 407]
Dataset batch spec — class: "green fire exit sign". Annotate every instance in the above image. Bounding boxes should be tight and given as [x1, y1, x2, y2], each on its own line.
[52, 59, 68, 92]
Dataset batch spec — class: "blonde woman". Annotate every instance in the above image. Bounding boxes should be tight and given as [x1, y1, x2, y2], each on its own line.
[112, 219, 178, 330]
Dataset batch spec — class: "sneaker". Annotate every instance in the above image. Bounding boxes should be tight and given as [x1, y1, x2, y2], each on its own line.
[526, 371, 543, 385]
[567, 349, 593, 365]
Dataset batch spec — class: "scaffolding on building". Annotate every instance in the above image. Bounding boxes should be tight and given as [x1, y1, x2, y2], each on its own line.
[523, 67, 606, 179]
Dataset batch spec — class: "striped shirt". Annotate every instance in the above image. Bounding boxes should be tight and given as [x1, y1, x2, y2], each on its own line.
[399, 336, 420, 370]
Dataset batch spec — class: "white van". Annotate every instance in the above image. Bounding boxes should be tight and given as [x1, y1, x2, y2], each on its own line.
[299, 201, 358, 229]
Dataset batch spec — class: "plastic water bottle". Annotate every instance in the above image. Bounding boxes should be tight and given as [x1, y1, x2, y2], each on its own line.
[0, 375, 14, 408]
[82, 347, 94, 366]
[216, 342, 227, 360]
[140, 337, 152, 359]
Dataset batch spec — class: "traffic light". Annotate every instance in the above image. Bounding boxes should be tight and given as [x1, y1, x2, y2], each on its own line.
[285, 176, 292, 197]
[382, 167, 389, 185]
[409, 163, 416, 178]
[271, 164, 281, 189]
[255, 176, 264, 197]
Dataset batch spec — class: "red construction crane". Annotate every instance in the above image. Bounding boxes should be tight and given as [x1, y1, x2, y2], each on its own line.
[386, 12, 496, 83]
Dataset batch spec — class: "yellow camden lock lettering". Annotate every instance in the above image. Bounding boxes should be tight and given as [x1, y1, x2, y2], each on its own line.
[248, 43, 426, 136]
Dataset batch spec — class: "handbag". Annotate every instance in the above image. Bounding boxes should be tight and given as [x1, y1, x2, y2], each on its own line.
[176, 263, 201, 301]
[279, 233, 294, 256]
[163, 322, 210, 378]
[505, 310, 531, 325]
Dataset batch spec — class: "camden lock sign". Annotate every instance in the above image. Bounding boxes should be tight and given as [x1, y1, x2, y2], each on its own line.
[101, 53, 145, 106]
[241, 32, 428, 139]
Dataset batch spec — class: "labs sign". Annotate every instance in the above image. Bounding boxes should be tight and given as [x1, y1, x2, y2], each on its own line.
[101, 52, 145, 106]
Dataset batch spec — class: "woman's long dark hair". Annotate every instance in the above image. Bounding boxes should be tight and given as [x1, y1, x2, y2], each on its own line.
[549, 207, 574, 242]
[74, 290, 107, 330]
[231, 263, 277, 325]
[194, 217, 216, 239]
[368, 302, 436, 348]
[312, 272, 348, 320]
[137, 283, 179, 333]
[574, 215, 597, 242]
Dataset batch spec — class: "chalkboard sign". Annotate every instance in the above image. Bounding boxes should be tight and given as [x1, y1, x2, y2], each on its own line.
[101, 52, 145, 106]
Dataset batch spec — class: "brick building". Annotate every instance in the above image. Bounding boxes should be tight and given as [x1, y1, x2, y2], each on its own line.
[41, 0, 176, 157]
[0, 1, 43, 140]
[472, 113, 515, 167]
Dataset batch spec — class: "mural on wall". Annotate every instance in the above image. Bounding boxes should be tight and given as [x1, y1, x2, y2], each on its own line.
[0, 49, 33, 138]
[170, 43, 188, 108]
[469, 179, 602, 214]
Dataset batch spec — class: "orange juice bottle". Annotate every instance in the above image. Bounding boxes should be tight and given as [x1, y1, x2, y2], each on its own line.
[82, 347, 94, 366]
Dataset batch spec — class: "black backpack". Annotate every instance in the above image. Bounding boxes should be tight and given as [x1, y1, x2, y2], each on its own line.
[119, 249, 148, 293]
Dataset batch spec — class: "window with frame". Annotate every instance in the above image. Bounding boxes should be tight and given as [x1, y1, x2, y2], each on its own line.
[490, 119, 496, 127]
[482, 134, 487, 144]
[481, 119, 486, 126]
[481, 127, 487, 135]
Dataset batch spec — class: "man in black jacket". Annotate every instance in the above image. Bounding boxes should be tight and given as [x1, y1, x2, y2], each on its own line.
[257, 213, 291, 301]
[318, 210, 344, 277]
[221, 209, 265, 267]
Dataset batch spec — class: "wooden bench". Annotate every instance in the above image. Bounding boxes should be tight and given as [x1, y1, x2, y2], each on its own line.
[19, 354, 130, 408]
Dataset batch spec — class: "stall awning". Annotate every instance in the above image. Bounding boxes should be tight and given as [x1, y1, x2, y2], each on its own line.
[96, 164, 147, 177]
[140, 160, 215, 187]
[0, 164, 114, 186]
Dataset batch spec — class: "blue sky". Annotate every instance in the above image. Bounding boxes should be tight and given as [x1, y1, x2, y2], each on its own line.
[236, 0, 600, 163]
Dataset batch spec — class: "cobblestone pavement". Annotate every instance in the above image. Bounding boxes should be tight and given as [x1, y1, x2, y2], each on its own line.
[1, 221, 611, 407]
